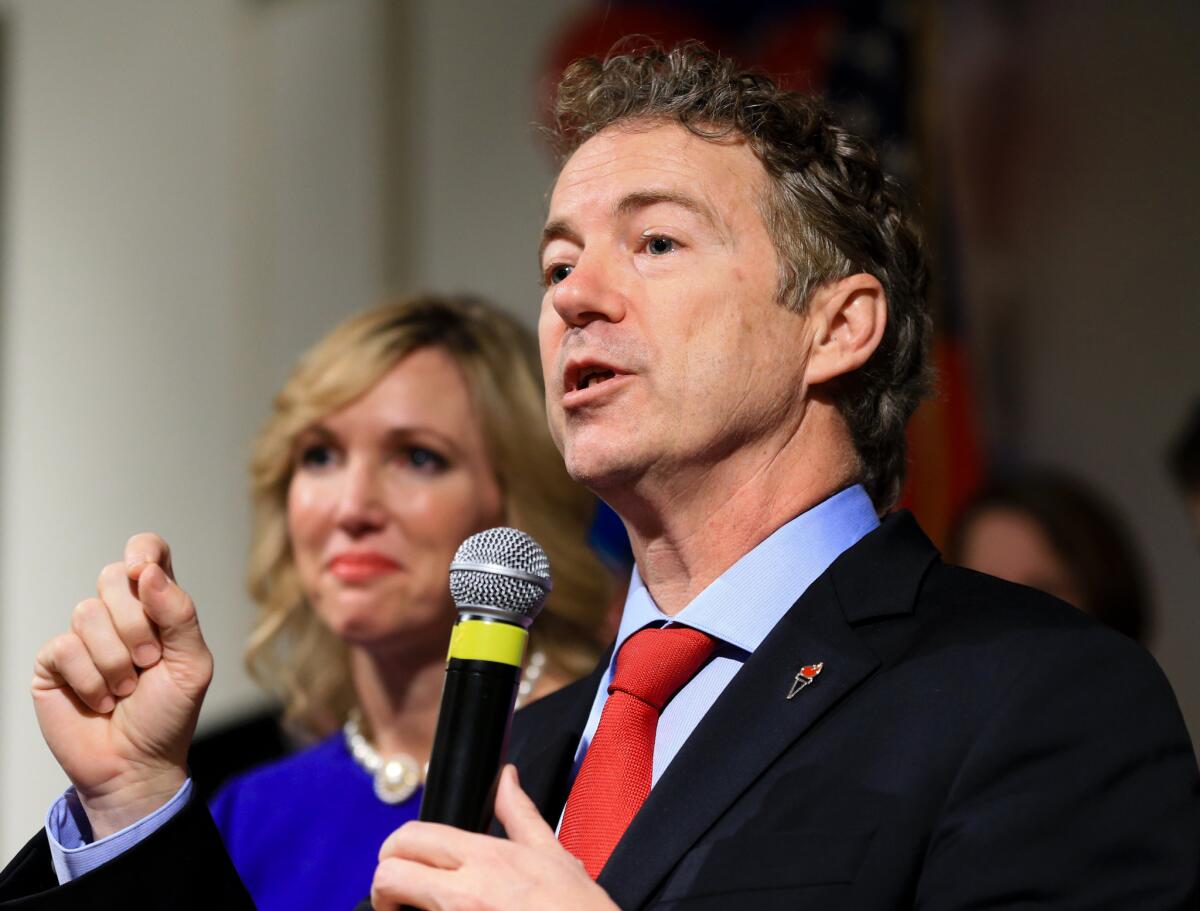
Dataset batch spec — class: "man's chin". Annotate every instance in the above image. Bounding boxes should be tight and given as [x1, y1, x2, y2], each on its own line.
[562, 441, 643, 493]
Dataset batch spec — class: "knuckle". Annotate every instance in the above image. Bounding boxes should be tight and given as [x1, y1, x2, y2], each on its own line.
[97, 561, 126, 589]
[51, 632, 81, 663]
[447, 892, 488, 911]
[70, 598, 102, 632]
[370, 860, 402, 904]
[177, 650, 215, 697]
[176, 593, 197, 622]
[368, 883, 385, 908]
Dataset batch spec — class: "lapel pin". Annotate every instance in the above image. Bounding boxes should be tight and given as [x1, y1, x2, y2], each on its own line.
[787, 662, 824, 700]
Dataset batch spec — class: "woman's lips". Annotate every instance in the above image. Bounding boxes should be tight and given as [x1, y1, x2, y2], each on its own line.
[328, 553, 401, 582]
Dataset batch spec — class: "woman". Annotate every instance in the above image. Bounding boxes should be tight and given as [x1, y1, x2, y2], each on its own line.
[947, 469, 1151, 644]
[208, 295, 609, 911]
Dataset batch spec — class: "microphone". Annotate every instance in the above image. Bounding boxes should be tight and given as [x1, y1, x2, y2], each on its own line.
[417, 527, 552, 831]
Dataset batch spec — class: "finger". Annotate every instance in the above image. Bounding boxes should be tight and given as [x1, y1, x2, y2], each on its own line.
[378, 821, 464, 869]
[494, 764, 556, 849]
[70, 598, 137, 697]
[97, 561, 162, 668]
[35, 633, 115, 713]
[371, 856, 455, 911]
[136, 564, 208, 663]
[124, 532, 174, 582]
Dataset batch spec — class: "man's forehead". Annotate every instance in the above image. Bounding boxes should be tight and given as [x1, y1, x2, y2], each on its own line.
[545, 121, 765, 225]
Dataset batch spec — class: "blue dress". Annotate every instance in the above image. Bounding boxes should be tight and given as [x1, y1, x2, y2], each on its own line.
[210, 732, 421, 911]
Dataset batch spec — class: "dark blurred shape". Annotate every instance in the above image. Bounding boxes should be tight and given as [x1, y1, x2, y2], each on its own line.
[187, 706, 290, 805]
[947, 470, 1152, 644]
[1169, 399, 1200, 495]
[1169, 399, 1200, 538]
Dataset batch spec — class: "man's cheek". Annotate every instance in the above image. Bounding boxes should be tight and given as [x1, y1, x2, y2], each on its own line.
[544, 397, 567, 453]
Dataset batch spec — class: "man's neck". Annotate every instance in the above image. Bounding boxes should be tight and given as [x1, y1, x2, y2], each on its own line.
[609, 423, 860, 616]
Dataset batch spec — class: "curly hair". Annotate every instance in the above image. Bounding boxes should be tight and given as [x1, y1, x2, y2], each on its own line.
[245, 295, 609, 735]
[548, 41, 933, 511]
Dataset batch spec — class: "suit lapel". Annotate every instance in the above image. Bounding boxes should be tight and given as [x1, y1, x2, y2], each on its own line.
[514, 726, 582, 827]
[597, 512, 937, 909]
[508, 653, 608, 826]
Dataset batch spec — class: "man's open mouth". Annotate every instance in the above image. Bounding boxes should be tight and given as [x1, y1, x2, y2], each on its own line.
[576, 367, 617, 391]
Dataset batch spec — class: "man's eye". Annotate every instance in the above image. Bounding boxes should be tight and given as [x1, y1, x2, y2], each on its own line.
[548, 264, 573, 285]
[646, 236, 675, 255]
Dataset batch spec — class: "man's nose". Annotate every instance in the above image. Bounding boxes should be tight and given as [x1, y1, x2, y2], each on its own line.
[334, 458, 387, 534]
[551, 252, 627, 328]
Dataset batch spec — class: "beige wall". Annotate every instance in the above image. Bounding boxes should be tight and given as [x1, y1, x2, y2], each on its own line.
[0, 0, 588, 857]
[0, 0, 392, 854]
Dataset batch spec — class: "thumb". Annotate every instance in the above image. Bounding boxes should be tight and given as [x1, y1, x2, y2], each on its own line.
[137, 563, 208, 664]
[494, 764, 555, 848]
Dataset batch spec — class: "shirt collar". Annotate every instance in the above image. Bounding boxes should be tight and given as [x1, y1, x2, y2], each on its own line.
[613, 484, 880, 656]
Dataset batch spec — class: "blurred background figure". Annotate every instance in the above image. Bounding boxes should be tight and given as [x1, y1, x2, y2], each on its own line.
[948, 470, 1151, 644]
[1169, 399, 1200, 538]
[203, 296, 609, 911]
[587, 500, 635, 643]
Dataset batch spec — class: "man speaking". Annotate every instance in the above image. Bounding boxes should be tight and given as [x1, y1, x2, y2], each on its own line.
[3, 41, 1198, 910]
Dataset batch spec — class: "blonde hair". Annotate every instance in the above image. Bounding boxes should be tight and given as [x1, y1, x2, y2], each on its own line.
[245, 295, 609, 735]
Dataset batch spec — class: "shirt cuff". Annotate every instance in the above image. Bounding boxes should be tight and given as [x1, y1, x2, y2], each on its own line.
[46, 778, 193, 883]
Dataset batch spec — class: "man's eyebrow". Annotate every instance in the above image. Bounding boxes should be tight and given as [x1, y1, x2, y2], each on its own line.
[539, 220, 581, 263]
[615, 190, 725, 236]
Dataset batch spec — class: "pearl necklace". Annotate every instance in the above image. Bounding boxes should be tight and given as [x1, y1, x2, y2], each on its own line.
[344, 648, 547, 805]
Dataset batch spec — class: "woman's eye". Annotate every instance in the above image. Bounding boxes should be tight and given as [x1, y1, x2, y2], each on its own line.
[405, 447, 447, 472]
[548, 264, 573, 285]
[298, 444, 336, 469]
[645, 235, 675, 255]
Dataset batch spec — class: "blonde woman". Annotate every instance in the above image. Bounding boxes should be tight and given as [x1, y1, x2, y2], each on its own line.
[208, 295, 608, 911]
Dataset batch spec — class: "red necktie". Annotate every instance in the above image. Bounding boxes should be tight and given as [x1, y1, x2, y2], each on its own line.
[559, 625, 717, 879]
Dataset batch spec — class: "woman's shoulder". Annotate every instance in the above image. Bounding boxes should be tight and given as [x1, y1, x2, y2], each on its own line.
[209, 732, 352, 823]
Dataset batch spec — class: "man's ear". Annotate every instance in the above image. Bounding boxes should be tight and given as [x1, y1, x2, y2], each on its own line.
[803, 273, 887, 387]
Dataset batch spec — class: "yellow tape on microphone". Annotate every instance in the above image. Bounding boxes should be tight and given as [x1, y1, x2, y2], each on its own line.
[446, 618, 527, 667]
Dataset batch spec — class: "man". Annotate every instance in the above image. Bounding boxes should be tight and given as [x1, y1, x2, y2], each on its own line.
[2, 42, 1198, 910]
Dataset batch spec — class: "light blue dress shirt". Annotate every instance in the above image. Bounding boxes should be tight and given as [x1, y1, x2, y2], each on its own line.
[47, 778, 193, 882]
[568, 484, 879, 792]
[48, 484, 878, 881]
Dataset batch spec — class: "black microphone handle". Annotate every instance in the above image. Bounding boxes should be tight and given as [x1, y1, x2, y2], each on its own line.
[418, 656, 521, 830]
[399, 658, 519, 911]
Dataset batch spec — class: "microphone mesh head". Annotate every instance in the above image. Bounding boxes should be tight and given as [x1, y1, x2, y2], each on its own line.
[449, 527, 552, 620]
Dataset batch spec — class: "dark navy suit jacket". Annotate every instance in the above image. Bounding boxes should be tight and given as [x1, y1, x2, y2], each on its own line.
[3, 513, 1198, 909]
